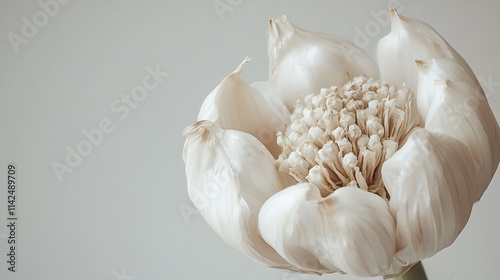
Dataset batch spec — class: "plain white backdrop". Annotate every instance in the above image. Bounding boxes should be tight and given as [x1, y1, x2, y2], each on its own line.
[0, 1, 499, 280]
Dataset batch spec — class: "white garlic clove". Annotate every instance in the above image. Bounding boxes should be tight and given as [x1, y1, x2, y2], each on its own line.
[268, 15, 378, 111]
[198, 57, 290, 158]
[182, 120, 296, 270]
[258, 183, 399, 276]
[377, 9, 480, 123]
[382, 128, 477, 265]
[417, 58, 500, 200]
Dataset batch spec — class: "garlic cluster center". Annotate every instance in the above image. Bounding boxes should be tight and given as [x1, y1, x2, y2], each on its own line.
[276, 76, 417, 200]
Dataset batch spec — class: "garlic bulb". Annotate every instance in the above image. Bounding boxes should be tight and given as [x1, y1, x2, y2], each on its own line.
[183, 11, 500, 278]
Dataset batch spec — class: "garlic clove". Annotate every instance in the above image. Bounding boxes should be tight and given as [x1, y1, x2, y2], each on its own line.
[377, 9, 480, 123]
[198, 57, 290, 158]
[182, 120, 296, 270]
[382, 128, 477, 265]
[268, 15, 378, 111]
[258, 183, 398, 276]
[417, 58, 500, 201]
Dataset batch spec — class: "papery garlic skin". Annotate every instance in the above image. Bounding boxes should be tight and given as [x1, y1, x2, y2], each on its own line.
[268, 16, 378, 111]
[198, 57, 290, 157]
[182, 120, 294, 269]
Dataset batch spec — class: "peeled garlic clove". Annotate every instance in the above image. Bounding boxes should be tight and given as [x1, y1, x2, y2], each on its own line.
[382, 128, 477, 265]
[198, 57, 290, 158]
[377, 9, 479, 108]
[258, 183, 398, 276]
[268, 16, 378, 111]
[417, 58, 500, 201]
[182, 120, 295, 270]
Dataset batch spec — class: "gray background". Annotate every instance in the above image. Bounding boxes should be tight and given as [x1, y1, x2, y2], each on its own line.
[0, 0, 499, 280]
